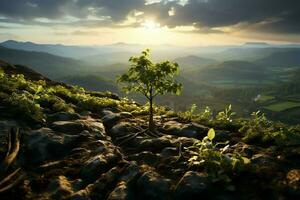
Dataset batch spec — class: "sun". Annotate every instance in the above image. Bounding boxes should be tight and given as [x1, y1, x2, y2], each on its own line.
[142, 20, 160, 30]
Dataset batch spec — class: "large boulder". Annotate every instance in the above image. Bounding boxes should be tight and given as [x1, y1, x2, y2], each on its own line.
[162, 121, 208, 139]
[102, 110, 132, 130]
[80, 153, 121, 183]
[138, 135, 174, 153]
[136, 171, 171, 200]
[23, 128, 80, 164]
[110, 122, 137, 140]
[52, 121, 85, 135]
[174, 171, 211, 199]
[79, 118, 106, 139]
[47, 112, 81, 122]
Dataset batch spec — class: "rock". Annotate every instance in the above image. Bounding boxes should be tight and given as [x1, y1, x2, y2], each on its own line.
[102, 111, 122, 129]
[138, 136, 174, 152]
[160, 147, 178, 157]
[214, 131, 231, 142]
[120, 112, 133, 118]
[47, 176, 73, 199]
[110, 122, 133, 138]
[251, 153, 276, 166]
[174, 171, 211, 199]
[137, 171, 171, 200]
[81, 153, 121, 183]
[232, 142, 255, 157]
[174, 137, 198, 147]
[119, 162, 141, 183]
[162, 121, 208, 139]
[0, 120, 18, 132]
[128, 151, 160, 165]
[251, 153, 279, 176]
[102, 111, 133, 130]
[23, 128, 74, 164]
[80, 119, 106, 139]
[107, 181, 128, 200]
[87, 166, 124, 199]
[52, 121, 85, 135]
[47, 112, 81, 122]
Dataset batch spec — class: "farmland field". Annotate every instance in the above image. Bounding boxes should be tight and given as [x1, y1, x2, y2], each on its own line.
[264, 101, 300, 112]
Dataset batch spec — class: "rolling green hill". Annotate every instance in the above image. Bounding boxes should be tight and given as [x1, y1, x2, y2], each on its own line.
[186, 60, 269, 86]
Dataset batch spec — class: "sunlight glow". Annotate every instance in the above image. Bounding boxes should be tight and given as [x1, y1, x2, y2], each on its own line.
[142, 20, 161, 30]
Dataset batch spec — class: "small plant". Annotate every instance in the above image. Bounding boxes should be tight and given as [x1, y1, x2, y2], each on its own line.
[184, 128, 250, 184]
[216, 104, 236, 122]
[118, 49, 182, 131]
[199, 106, 213, 121]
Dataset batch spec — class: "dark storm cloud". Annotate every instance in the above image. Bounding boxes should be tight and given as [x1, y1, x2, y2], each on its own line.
[0, 0, 146, 21]
[0, 0, 299, 33]
[150, 0, 300, 33]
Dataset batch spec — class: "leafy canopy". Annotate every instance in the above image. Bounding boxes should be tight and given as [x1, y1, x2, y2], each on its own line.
[117, 49, 182, 99]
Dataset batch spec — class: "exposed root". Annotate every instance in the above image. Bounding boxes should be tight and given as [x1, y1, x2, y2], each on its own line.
[0, 128, 24, 193]
[115, 127, 164, 146]
[0, 168, 21, 187]
[0, 128, 20, 177]
[0, 174, 25, 193]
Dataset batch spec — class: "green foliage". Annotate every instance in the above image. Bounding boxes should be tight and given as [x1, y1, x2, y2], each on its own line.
[178, 104, 212, 121]
[118, 49, 182, 129]
[0, 71, 139, 123]
[216, 104, 236, 122]
[38, 94, 75, 113]
[184, 128, 250, 184]
[199, 106, 213, 121]
[240, 111, 300, 146]
[118, 49, 182, 97]
[9, 92, 45, 123]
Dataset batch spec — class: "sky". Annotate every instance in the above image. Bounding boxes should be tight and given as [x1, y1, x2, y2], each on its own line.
[0, 0, 300, 46]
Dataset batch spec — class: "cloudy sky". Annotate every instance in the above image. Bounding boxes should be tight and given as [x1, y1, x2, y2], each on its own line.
[0, 0, 299, 46]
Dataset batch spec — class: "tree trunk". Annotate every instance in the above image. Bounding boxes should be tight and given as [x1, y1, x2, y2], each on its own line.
[148, 97, 154, 132]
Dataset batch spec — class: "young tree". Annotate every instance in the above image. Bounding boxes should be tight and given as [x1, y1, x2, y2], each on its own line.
[118, 49, 182, 131]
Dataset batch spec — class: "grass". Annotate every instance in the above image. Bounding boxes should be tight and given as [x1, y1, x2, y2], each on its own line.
[264, 101, 300, 112]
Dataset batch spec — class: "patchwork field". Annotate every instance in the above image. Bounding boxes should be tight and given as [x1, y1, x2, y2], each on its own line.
[264, 101, 300, 112]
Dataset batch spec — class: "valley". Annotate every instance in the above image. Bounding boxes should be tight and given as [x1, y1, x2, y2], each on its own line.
[1, 40, 300, 124]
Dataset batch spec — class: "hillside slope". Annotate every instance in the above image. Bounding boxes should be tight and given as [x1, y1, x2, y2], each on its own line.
[0, 61, 299, 199]
[187, 60, 269, 82]
[256, 49, 300, 67]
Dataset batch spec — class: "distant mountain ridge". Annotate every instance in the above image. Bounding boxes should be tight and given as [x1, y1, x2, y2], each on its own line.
[0, 45, 86, 78]
[0, 40, 98, 58]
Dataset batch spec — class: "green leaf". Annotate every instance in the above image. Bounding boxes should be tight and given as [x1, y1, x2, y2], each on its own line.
[207, 128, 215, 141]
[242, 157, 251, 164]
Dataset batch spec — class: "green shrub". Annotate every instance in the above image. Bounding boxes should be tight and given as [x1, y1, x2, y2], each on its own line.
[8, 92, 45, 123]
[240, 111, 300, 146]
[38, 94, 75, 113]
[178, 104, 212, 122]
[216, 104, 236, 122]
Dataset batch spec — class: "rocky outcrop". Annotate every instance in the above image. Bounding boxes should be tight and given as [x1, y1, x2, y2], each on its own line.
[0, 108, 299, 200]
